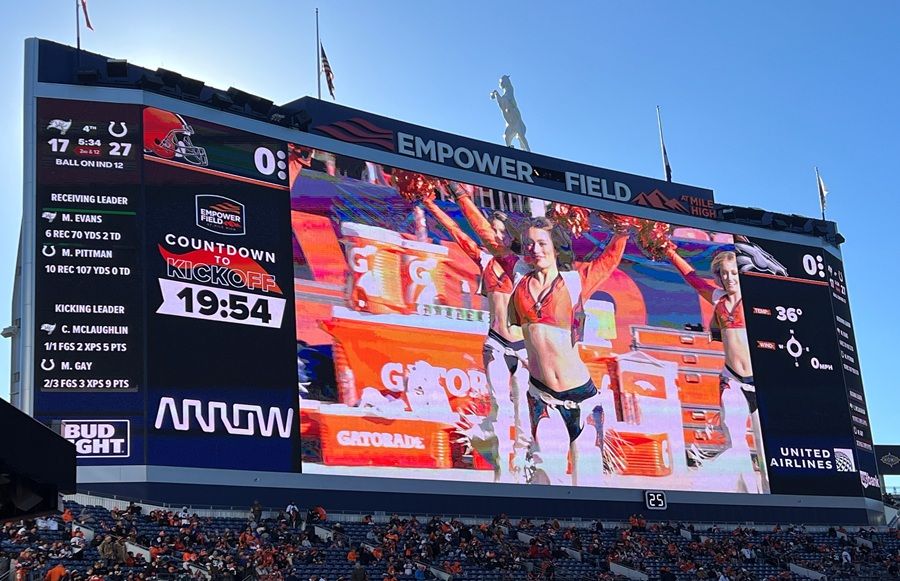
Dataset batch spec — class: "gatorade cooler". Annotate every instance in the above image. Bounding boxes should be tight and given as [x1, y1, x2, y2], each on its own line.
[340, 222, 405, 314]
[400, 238, 449, 309]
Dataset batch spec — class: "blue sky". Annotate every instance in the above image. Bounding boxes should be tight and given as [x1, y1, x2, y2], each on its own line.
[3, 2, 899, 461]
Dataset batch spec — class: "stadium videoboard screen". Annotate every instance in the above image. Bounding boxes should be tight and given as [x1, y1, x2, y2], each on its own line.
[25, 91, 879, 503]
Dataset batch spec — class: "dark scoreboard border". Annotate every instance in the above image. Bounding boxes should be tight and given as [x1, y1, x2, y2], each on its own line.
[18, 38, 883, 524]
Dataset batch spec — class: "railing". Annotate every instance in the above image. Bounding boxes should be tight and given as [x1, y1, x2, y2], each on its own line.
[63, 489, 897, 544]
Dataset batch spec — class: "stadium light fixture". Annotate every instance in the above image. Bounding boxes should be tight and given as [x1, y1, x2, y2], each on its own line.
[106, 59, 128, 78]
[75, 68, 100, 84]
[290, 110, 312, 132]
[139, 73, 165, 91]
[226, 87, 253, 106]
[207, 90, 235, 110]
[772, 216, 790, 230]
[156, 68, 182, 88]
[248, 96, 274, 117]
[179, 76, 205, 99]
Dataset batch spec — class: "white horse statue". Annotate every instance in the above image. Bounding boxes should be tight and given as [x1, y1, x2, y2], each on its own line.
[490, 75, 530, 152]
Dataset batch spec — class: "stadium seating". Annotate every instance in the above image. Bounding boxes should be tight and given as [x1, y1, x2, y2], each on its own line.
[1, 498, 897, 580]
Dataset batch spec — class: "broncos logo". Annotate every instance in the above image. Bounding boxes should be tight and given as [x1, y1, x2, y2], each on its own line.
[734, 237, 788, 276]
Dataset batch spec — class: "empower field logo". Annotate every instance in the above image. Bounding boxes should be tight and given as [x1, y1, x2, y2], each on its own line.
[195, 195, 245, 236]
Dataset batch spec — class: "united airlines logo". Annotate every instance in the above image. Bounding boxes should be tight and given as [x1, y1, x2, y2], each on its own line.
[154, 397, 293, 438]
[768, 446, 858, 473]
[834, 448, 857, 473]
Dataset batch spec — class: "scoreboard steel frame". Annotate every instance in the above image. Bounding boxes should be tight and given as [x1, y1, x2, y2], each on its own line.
[13, 38, 884, 524]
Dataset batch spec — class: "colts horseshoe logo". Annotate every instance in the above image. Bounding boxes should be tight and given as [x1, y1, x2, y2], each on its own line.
[108, 121, 128, 137]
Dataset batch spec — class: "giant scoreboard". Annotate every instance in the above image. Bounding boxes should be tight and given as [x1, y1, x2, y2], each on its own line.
[11, 39, 883, 523]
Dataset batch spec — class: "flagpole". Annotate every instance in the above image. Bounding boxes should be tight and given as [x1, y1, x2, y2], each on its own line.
[75, 0, 81, 51]
[316, 8, 321, 100]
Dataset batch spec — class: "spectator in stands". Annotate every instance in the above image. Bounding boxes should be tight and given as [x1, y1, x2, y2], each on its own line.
[177, 506, 191, 526]
[125, 500, 142, 516]
[286, 500, 300, 528]
[351, 560, 368, 581]
[414, 563, 426, 581]
[69, 529, 86, 560]
[42, 562, 66, 581]
[113, 537, 127, 565]
[250, 500, 263, 524]
[98, 535, 115, 566]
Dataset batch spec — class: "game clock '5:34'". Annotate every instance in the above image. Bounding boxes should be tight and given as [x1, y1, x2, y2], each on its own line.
[155, 280, 285, 329]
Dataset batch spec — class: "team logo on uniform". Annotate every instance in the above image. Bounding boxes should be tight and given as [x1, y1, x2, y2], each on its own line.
[195, 195, 245, 236]
[47, 119, 72, 135]
[833, 448, 857, 472]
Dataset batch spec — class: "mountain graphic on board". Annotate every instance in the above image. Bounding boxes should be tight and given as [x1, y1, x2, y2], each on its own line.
[632, 189, 688, 213]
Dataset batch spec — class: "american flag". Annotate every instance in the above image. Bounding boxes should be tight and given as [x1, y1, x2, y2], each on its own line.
[320, 43, 335, 100]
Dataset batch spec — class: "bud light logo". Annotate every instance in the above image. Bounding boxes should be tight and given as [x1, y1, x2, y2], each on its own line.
[61, 420, 130, 458]
[196, 195, 245, 236]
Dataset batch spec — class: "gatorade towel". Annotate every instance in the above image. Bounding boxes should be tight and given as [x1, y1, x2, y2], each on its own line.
[320, 316, 490, 415]
[340, 223, 405, 314]
[400, 238, 449, 309]
[316, 407, 455, 469]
